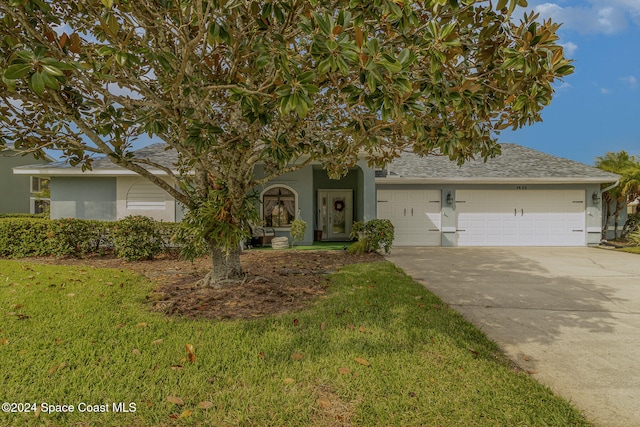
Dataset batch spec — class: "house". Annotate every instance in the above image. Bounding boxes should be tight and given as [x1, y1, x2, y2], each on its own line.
[1, 145, 52, 214]
[14, 143, 619, 247]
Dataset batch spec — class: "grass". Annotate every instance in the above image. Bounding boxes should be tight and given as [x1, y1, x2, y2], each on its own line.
[0, 259, 591, 426]
[620, 246, 640, 254]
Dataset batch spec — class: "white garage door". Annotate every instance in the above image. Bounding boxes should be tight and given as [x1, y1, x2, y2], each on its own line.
[377, 190, 442, 246]
[456, 190, 585, 246]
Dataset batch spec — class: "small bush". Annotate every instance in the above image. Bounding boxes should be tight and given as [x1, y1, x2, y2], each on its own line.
[0, 218, 51, 257]
[628, 229, 640, 246]
[290, 219, 307, 247]
[111, 216, 163, 261]
[47, 219, 108, 256]
[350, 219, 395, 253]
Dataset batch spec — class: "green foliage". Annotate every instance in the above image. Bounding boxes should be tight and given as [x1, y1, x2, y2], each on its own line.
[628, 230, 640, 247]
[111, 215, 162, 261]
[0, 216, 190, 260]
[622, 212, 640, 239]
[347, 237, 369, 254]
[350, 219, 395, 253]
[290, 218, 307, 247]
[47, 218, 107, 256]
[0, 218, 51, 257]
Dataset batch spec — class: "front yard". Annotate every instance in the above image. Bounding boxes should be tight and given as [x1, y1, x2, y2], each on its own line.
[0, 254, 591, 426]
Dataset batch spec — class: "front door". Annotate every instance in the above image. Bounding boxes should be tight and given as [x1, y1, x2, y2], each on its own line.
[318, 190, 353, 240]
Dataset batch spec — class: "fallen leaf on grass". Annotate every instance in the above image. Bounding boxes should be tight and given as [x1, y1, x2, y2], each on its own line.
[132, 348, 141, 355]
[48, 362, 66, 374]
[316, 398, 331, 409]
[291, 353, 303, 360]
[0, 339, 8, 345]
[320, 322, 326, 331]
[179, 409, 193, 419]
[293, 318, 299, 327]
[136, 322, 148, 328]
[354, 357, 370, 366]
[170, 365, 183, 371]
[283, 378, 295, 384]
[358, 326, 366, 333]
[167, 396, 184, 405]
[338, 367, 351, 375]
[198, 401, 214, 409]
[115, 323, 126, 329]
[152, 339, 163, 345]
[258, 351, 265, 359]
[186, 343, 196, 363]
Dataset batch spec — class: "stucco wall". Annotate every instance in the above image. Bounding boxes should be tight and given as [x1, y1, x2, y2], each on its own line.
[50, 177, 117, 220]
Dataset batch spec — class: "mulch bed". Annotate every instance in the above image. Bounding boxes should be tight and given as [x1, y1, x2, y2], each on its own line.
[24, 250, 383, 320]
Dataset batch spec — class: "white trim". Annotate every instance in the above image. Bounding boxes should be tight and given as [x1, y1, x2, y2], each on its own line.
[376, 177, 620, 185]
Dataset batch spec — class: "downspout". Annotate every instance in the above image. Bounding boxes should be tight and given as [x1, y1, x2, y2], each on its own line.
[602, 180, 619, 194]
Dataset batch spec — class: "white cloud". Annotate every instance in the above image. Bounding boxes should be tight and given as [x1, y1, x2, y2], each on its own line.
[561, 41, 578, 56]
[620, 75, 638, 89]
[600, 87, 611, 94]
[531, 1, 639, 34]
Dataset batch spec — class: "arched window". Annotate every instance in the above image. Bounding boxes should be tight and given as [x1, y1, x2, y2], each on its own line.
[262, 186, 296, 228]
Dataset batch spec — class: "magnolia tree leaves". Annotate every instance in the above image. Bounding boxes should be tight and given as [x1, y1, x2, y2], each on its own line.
[0, 0, 572, 282]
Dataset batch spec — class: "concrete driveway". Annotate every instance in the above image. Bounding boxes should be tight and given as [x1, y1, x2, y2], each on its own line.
[386, 247, 640, 427]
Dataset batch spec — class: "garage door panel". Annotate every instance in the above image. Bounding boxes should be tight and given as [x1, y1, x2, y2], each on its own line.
[377, 190, 441, 246]
[456, 190, 585, 247]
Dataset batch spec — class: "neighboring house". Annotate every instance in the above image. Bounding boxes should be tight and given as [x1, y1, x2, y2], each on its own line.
[1, 145, 52, 214]
[14, 143, 619, 247]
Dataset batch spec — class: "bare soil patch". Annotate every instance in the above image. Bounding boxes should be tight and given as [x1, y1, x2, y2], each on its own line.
[26, 249, 382, 320]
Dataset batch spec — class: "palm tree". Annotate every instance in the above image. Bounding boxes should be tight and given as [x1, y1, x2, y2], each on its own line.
[596, 151, 640, 239]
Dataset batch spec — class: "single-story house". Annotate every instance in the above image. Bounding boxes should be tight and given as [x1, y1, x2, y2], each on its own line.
[14, 143, 620, 247]
[1, 145, 52, 214]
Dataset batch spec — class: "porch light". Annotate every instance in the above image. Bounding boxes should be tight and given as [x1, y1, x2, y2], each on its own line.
[446, 192, 453, 206]
[592, 191, 600, 204]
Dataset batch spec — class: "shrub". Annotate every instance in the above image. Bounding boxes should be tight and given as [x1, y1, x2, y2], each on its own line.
[0, 218, 51, 257]
[290, 219, 307, 247]
[347, 238, 369, 254]
[111, 216, 163, 261]
[628, 229, 640, 246]
[350, 219, 395, 253]
[46, 219, 109, 256]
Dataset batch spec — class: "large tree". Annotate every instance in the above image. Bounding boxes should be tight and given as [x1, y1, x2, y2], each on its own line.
[0, 0, 572, 285]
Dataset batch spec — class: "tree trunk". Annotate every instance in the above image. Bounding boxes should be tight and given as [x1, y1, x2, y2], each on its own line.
[198, 245, 244, 288]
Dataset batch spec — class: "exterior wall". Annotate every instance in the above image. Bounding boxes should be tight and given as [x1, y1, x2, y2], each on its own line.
[50, 177, 117, 220]
[116, 177, 176, 222]
[376, 182, 606, 247]
[1, 150, 49, 214]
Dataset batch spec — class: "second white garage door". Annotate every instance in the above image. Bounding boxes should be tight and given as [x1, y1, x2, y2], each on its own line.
[456, 189, 586, 246]
[377, 190, 442, 246]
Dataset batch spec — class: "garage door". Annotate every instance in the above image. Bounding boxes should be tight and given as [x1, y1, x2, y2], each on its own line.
[377, 190, 441, 246]
[456, 190, 585, 246]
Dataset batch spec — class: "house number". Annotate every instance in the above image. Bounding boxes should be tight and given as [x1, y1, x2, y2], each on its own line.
[516, 185, 527, 190]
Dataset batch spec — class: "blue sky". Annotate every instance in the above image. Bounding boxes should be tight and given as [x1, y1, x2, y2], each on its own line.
[499, 0, 640, 165]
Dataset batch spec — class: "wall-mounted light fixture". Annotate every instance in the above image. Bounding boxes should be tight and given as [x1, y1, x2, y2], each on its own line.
[592, 191, 601, 204]
[446, 192, 453, 206]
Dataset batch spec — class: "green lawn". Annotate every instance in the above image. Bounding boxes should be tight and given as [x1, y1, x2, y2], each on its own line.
[0, 259, 591, 426]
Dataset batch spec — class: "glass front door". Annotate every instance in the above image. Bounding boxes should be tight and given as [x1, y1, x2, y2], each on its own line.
[318, 190, 353, 240]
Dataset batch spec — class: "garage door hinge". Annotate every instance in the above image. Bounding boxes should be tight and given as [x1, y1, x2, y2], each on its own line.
[572, 229, 584, 232]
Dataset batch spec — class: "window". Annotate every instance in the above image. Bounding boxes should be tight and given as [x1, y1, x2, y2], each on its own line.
[31, 177, 50, 194]
[30, 197, 50, 214]
[262, 186, 296, 228]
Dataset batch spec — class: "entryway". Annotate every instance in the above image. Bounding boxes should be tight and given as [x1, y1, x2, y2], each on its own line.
[317, 189, 353, 240]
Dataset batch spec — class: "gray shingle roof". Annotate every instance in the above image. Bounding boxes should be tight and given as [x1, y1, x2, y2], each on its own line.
[40, 143, 177, 170]
[382, 144, 620, 183]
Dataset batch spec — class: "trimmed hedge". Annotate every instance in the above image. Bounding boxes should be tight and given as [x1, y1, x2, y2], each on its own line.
[0, 216, 188, 260]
